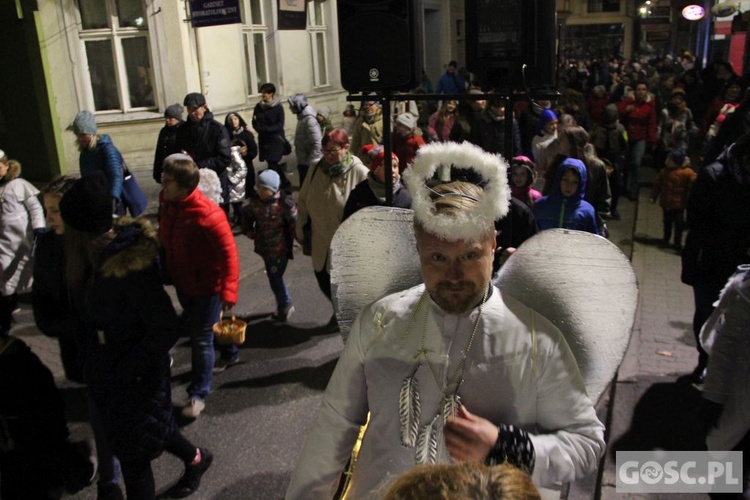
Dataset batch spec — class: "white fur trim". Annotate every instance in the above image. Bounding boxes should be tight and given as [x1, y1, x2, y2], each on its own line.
[198, 168, 224, 205]
[403, 142, 510, 241]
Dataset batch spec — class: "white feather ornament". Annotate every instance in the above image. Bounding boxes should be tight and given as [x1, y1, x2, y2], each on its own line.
[415, 413, 440, 464]
[399, 367, 421, 447]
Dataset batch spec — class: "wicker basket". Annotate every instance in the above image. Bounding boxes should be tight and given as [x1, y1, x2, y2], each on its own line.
[212, 312, 247, 346]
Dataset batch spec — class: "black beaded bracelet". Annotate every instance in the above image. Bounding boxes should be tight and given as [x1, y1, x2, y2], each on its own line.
[485, 423, 536, 474]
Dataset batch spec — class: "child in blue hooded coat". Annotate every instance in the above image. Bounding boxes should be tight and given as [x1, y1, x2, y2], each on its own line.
[532, 157, 599, 235]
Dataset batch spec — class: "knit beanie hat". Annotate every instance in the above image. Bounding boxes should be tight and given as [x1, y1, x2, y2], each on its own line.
[317, 106, 332, 119]
[164, 103, 184, 120]
[668, 147, 687, 166]
[60, 172, 113, 234]
[369, 148, 398, 174]
[72, 111, 97, 135]
[395, 113, 416, 130]
[183, 92, 206, 107]
[257, 169, 280, 193]
[537, 109, 558, 133]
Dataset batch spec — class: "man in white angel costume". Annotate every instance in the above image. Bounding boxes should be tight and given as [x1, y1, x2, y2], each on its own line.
[286, 142, 605, 499]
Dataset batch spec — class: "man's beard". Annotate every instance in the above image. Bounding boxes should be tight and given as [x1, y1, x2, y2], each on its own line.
[430, 281, 485, 314]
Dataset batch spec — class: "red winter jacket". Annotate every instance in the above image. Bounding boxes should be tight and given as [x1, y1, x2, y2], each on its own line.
[158, 188, 239, 305]
[617, 96, 657, 145]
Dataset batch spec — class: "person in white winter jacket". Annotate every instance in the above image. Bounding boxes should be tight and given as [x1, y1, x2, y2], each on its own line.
[288, 93, 322, 187]
[699, 264, 750, 496]
[0, 150, 45, 335]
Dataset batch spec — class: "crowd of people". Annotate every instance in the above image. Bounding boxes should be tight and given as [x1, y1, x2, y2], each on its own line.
[1, 50, 750, 497]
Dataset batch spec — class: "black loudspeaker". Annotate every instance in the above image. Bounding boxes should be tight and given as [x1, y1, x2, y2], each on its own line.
[337, 0, 424, 92]
[466, 0, 557, 91]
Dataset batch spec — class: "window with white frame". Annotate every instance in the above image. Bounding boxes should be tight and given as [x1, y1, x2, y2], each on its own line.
[240, 0, 271, 96]
[77, 0, 156, 112]
[308, 1, 330, 88]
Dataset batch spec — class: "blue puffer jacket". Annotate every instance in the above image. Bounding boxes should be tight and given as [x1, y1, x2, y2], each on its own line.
[78, 134, 123, 199]
[532, 158, 599, 235]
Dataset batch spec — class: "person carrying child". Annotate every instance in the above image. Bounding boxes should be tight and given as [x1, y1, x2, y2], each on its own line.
[650, 147, 697, 250]
[241, 169, 298, 323]
[532, 157, 599, 235]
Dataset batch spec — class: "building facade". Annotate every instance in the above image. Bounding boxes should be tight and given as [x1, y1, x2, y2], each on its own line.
[0, 0, 464, 190]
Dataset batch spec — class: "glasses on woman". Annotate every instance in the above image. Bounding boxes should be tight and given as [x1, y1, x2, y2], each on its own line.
[323, 147, 342, 154]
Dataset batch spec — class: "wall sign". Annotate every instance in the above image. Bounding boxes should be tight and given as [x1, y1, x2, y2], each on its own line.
[189, 0, 242, 28]
[278, 0, 307, 30]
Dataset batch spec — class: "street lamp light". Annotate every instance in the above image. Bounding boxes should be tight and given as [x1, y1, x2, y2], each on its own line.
[682, 5, 706, 21]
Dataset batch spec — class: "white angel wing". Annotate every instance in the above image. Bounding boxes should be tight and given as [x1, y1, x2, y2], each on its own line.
[329, 208, 638, 404]
[495, 228, 638, 404]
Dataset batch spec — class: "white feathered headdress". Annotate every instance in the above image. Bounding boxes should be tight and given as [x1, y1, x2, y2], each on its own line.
[402, 141, 510, 241]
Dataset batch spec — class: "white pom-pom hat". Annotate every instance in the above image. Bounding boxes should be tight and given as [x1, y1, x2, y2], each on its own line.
[402, 141, 511, 242]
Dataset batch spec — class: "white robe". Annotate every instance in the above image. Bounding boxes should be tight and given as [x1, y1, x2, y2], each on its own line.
[286, 284, 605, 499]
[701, 264, 750, 452]
[0, 178, 44, 296]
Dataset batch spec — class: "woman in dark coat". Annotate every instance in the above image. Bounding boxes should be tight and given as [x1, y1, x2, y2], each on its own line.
[252, 83, 288, 188]
[682, 136, 750, 384]
[342, 147, 411, 221]
[60, 172, 212, 499]
[34, 175, 127, 498]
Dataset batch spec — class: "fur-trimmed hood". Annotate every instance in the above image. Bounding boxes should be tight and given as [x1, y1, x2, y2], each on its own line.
[100, 217, 160, 279]
[0, 159, 22, 183]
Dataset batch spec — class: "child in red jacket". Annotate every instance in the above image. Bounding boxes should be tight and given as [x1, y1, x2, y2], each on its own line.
[650, 148, 697, 250]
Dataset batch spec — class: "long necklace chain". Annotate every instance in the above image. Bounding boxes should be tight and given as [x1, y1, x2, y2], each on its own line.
[403, 284, 490, 394]
[398, 284, 491, 461]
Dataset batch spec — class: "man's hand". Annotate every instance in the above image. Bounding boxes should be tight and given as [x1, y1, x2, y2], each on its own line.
[444, 405, 499, 462]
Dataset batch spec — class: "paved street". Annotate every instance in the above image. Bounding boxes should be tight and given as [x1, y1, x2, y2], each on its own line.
[11, 162, 711, 499]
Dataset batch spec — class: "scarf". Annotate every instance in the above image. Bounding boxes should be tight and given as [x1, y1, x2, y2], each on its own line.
[367, 174, 401, 203]
[258, 97, 281, 111]
[487, 107, 505, 122]
[320, 152, 353, 178]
